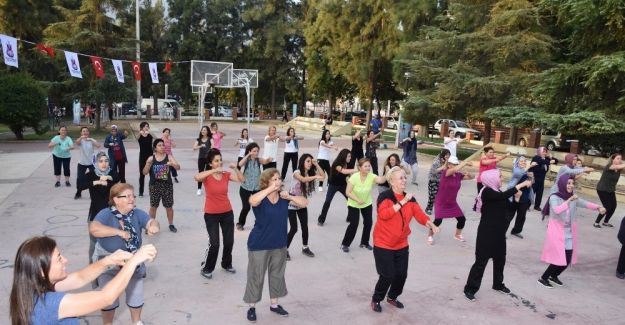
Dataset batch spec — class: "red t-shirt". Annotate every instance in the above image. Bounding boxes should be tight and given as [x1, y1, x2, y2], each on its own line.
[203, 171, 233, 214]
[477, 156, 496, 183]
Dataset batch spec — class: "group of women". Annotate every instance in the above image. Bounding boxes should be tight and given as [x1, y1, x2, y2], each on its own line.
[17, 123, 624, 324]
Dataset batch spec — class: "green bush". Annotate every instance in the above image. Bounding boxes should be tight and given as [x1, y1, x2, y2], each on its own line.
[0, 72, 46, 140]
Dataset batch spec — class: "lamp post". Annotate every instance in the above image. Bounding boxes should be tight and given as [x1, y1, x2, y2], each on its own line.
[136, 0, 142, 119]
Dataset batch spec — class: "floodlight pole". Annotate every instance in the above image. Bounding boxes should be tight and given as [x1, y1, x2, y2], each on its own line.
[245, 80, 251, 130]
[135, 0, 141, 119]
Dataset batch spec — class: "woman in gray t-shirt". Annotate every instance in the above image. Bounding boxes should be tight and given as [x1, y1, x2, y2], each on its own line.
[594, 153, 625, 227]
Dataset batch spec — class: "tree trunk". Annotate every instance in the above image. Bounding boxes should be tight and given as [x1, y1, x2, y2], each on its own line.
[95, 104, 101, 130]
[483, 118, 492, 145]
[11, 126, 23, 140]
[300, 66, 306, 117]
[271, 81, 276, 119]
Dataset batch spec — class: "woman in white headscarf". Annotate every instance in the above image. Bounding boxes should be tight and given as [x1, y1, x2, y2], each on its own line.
[506, 156, 537, 239]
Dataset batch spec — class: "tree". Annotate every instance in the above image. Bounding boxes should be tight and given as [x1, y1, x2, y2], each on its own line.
[43, 0, 134, 130]
[396, 0, 554, 144]
[0, 72, 46, 140]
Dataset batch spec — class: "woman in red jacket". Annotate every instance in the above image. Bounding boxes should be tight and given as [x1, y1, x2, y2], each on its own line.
[370, 166, 439, 313]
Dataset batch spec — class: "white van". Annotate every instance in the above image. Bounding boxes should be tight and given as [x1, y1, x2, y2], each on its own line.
[140, 98, 181, 117]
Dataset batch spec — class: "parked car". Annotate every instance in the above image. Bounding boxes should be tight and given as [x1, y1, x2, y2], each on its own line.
[344, 111, 367, 125]
[210, 105, 233, 117]
[433, 119, 482, 140]
[517, 129, 562, 151]
[386, 116, 399, 130]
[114, 102, 137, 115]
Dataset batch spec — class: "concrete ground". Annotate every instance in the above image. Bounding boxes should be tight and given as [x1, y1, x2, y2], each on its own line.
[0, 120, 623, 325]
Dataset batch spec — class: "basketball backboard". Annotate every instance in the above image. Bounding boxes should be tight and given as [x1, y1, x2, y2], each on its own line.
[190, 60, 233, 93]
[231, 69, 259, 88]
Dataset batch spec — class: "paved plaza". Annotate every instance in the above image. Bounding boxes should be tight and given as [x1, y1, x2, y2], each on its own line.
[0, 120, 623, 324]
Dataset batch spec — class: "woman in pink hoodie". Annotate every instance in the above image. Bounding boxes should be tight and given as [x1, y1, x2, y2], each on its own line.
[537, 176, 605, 288]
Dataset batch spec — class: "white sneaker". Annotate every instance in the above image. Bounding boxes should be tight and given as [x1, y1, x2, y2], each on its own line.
[318, 186, 323, 192]
[427, 236, 434, 245]
[196, 189, 202, 196]
[134, 321, 145, 325]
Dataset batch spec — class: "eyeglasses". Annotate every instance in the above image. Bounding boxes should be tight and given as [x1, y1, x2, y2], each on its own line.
[116, 195, 137, 199]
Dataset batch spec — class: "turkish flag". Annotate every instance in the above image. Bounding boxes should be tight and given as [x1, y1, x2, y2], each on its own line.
[164, 60, 172, 73]
[131, 61, 141, 80]
[90, 56, 105, 78]
[36, 43, 55, 58]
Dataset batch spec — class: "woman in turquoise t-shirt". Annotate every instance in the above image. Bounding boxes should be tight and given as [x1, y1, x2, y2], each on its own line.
[47, 126, 74, 187]
[341, 157, 386, 252]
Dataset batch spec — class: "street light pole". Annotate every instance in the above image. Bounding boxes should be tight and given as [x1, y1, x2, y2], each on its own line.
[136, 0, 142, 118]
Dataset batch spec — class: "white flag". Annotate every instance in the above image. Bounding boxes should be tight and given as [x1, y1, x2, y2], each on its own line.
[112, 60, 124, 83]
[64, 51, 82, 78]
[148, 62, 159, 84]
[0, 35, 18, 68]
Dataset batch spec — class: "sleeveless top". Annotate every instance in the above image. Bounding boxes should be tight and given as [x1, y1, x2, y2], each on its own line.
[197, 137, 211, 159]
[149, 154, 172, 184]
[242, 159, 261, 191]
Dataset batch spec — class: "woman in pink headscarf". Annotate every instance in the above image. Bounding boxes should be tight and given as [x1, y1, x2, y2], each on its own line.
[463, 169, 532, 302]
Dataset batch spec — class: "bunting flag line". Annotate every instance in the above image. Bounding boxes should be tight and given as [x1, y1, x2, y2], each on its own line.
[90, 56, 105, 78]
[164, 60, 171, 73]
[1, 34, 19, 68]
[112, 59, 124, 83]
[64, 51, 82, 78]
[36, 43, 55, 58]
[149, 62, 159, 84]
[131, 61, 141, 81]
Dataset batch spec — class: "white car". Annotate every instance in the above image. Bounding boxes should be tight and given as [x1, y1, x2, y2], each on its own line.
[210, 106, 232, 117]
[386, 116, 399, 130]
[433, 119, 482, 140]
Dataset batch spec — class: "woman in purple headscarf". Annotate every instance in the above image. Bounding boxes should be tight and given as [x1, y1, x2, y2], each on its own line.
[463, 169, 532, 302]
[529, 147, 558, 211]
[549, 153, 593, 195]
[537, 176, 605, 288]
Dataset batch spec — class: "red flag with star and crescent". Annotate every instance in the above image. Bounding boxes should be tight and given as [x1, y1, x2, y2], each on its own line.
[36, 43, 55, 58]
[164, 60, 172, 73]
[131, 61, 142, 80]
[90, 56, 105, 78]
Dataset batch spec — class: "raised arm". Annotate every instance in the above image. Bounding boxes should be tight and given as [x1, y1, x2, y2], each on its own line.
[57, 245, 157, 319]
[337, 165, 358, 175]
[228, 163, 245, 182]
[249, 186, 275, 207]
[142, 156, 153, 176]
[54, 250, 133, 292]
[167, 155, 181, 170]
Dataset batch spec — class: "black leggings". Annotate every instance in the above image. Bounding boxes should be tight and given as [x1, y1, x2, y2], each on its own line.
[508, 201, 531, 234]
[372, 246, 409, 302]
[318, 184, 347, 224]
[281, 152, 298, 179]
[464, 253, 506, 294]
[341, 205, 373, 247]
[202, 211, 234, 272]
[53, 155, 71, 177]
[317, 159, 331, 187]
[287, 208, 309, 248]
[532, 178, 546, 209]
[595, 190, 617, 223]
[368, 155, 379, 175]
[433, 216, 466, 229]
[111, 159, 125, 183]
[139, 155, 149, 195]
[75, 164, 95, 195]
[542, 249, 573, 280]
[197, 158, 208, 190]
[237, 187, 257, 226]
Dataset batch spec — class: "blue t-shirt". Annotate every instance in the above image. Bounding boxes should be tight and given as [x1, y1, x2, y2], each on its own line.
[32, 292, 79, 325]
[248, 197, 289, 251]
[370, 119, 382, 133]
[93, 208, 150, 253]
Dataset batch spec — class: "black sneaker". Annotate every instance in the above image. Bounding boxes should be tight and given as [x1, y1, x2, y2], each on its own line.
[425, 209, 432, 215]
[54, 181, 61, 187]
[200, 269, 212, 279]
[537, 278, 553, 288]
[341, 245, 349, 253]
[359, 244, 373, 250]
[534, 207, 542, 211]
[269, 305, 289, 317]
[74, 193, 81, 200]
[616, 271, 625, 279]
[302, 247, 315, 257]
[247, 307, 257, 322]
[223, 267, 236, 274]
[371, 301, 382, 312]
[386, 298, 404, 309]
[464, 291, 476, 302]
[286, 251, 291, 261]
[511, 233, 524, 239]
[317, 221, 324, 226]
[236, 223, 244, 231]
[65, 181, 71, 187]
[549, 276, 563, 286]
[593, 223, 602, 228]
[493, 285, 511, 294]
[174, 177, 179, 183]
[169, 224, 178, 233]
[602, 222, 614, 228]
